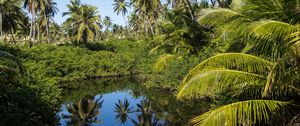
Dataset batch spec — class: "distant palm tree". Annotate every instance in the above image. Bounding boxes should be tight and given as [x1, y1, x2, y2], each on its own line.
[103, 16, 112, 32]
[43, 0, 58, 43]
[63, 3, 100, 44]
[131, 0, 162, 36]
[113, 0, 129, 26]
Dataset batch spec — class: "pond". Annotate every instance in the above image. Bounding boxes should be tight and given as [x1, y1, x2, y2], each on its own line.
[56, 77, 210, 126]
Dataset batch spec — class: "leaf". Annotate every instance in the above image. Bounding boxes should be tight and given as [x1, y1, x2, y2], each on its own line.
[177, 69, 266, 99]
[181, 53, 273, 86]
[153, 54, 178, 72]
[190, 100, 294, 126]
[0, 51, 25, 75]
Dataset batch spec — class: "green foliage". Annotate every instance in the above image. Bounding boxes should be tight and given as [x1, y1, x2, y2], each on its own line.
[0, 47, 58, 125]
[190, 100, 295, 126]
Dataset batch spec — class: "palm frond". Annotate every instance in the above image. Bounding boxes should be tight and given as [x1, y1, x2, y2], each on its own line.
[0, 51, 25, 75]
[190, 100, 294, 126]
[153, 54, 178, 72]
[181, 53, 273, 86]
[198, 8, 247, 27]
[177, 69, 266, 99]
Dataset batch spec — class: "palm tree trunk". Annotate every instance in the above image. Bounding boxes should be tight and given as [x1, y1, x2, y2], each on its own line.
[184, 0, 195, 21]
[33, 15, 36, 46]
[210, 0, 216, 6]
[0, 12, 2, 40]
[216, 0, 225, 7]
[46, 17, 50, 44]
[122, 14, 129, 37]
[9, 29, 16, 44]
[37, 19, 40, 43]
[146, 18, 154, 36]
[44, 10, 50, 44]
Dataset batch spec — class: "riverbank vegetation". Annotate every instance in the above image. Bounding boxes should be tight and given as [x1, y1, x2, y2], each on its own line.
[1, 0, 300, 125]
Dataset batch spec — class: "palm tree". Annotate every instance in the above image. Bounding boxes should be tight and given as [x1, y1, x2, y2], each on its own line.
[131, 0, 162, 36]
[114, 99, 134, 124]
[113, 0, 129, 26]
[63, 3, 100, 45]
[16, 14, 30, 41]
[103, 16, 112, 32]
[23, 0, 48, 46]
[63, 95, 103, 126]
[43, 0, 58, 44]
[0, 0, 23, 43]
[177, 0, 300, 125]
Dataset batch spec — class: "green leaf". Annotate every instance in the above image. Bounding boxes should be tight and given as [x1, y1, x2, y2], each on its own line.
[182, 53, 273, 86]
[177, 69, 266, 99]
[190, 100, 294, 126]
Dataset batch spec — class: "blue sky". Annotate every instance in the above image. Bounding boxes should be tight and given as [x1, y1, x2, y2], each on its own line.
[53, 0, 132, 25]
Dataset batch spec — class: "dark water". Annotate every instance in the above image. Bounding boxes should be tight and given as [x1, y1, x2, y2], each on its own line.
[57, 77, 210, 126]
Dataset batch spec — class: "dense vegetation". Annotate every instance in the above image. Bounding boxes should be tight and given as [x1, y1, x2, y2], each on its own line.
[1, 0, 300, 125]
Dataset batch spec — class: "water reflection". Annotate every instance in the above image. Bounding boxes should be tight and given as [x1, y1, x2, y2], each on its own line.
[114, 99, 134, 124]
[131, 100, 162, 126]
[58, 77, 211, 126]
[62, 95, 103, 126]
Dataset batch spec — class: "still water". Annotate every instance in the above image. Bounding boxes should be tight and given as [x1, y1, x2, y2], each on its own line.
[56, 77, 209, 126]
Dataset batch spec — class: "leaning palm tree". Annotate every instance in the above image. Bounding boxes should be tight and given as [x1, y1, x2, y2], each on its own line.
[63, 3, 100, 45]
[113, 0, 129, 26]
[177, 0, 300, 125]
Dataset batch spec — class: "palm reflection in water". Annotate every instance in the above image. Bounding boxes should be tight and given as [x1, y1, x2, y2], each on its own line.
[62, 95, 104, 126]
[60, 96, 164, 126]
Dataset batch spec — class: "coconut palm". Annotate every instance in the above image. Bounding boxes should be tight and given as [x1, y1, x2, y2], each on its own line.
[63, 3, 100, 44]
[0, 0, 23, 42]
[177, 0, 300, 125]
[103, 16, 112, 32]
[131, 0, 162, 36]
[42, 0, 58, 43]
[113, 0, 129, 25]
[23, 0, 48, 46]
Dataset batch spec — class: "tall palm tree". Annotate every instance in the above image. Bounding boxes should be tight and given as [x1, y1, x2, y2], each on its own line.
[63, 3, 100, 44]
[177, 0, 300, 125]
[23, 0, 48, 46]
[43, 0, 58, 44]
[113, 0, 129, 26]
[131, 0, 162, 36]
